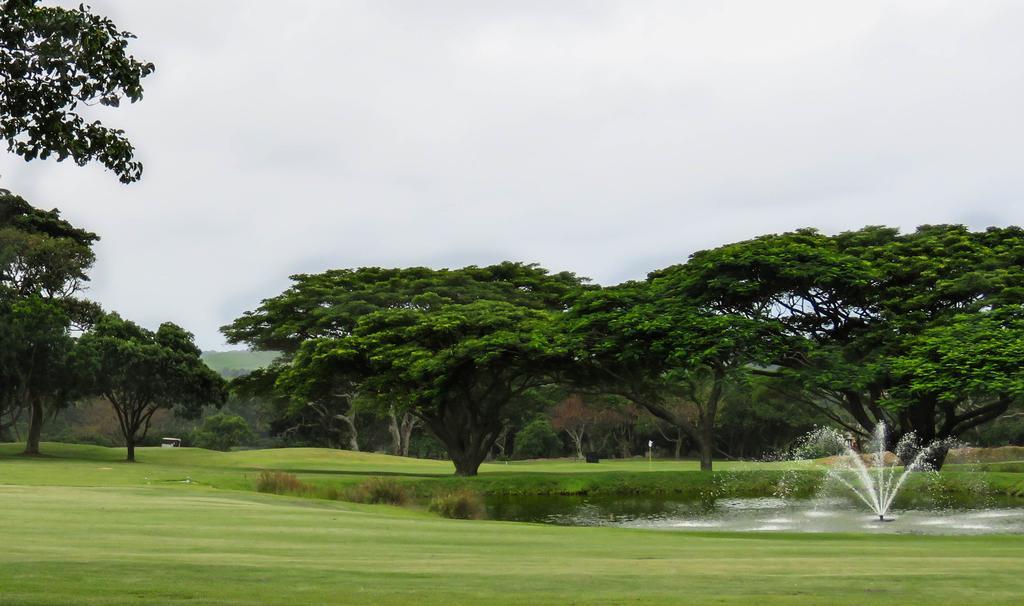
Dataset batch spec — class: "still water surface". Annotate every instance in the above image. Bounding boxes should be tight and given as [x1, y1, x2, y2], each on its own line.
[485, 495, 1024, 535]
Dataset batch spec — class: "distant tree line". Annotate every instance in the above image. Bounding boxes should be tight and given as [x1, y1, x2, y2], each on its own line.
[4, 191, 1023, 471]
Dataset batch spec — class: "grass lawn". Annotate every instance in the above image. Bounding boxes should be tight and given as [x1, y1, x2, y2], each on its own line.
[0, 443, 1023, 604]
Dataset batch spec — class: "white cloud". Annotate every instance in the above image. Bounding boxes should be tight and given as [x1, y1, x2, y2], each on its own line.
[3, 0, 1023, 348]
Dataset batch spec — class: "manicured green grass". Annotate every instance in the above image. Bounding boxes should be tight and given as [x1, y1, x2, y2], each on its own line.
[1, 443, 1023, 604]
[1, 483, 1023, 605]
[0, 442, 816, 492]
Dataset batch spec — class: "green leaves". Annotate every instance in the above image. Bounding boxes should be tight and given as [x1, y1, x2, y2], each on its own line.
[0, 0, 154, 182]
[222, 263, 584, 354]
[0, 193, 98, 301]
[891, 306, 1024, 405]
[75, 313, 227, 418]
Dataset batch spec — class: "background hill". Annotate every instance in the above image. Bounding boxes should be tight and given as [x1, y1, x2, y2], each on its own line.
[201, 350, 280, 378]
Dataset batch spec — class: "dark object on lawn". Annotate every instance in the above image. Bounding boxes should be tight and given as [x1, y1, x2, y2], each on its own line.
[585, 453, 600, 463]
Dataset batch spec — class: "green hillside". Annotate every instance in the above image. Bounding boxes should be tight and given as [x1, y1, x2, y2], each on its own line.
[201, 350, 280, 376]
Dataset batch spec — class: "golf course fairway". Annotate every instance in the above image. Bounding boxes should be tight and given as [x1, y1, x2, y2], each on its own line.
[0, 444, 1022, 605]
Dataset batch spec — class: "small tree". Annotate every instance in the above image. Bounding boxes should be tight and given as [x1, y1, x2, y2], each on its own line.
[514, 417, 561, 459]
[75, 314, 227, 462]
[551, 395, 591, 460]
[191, 413, 253, 451]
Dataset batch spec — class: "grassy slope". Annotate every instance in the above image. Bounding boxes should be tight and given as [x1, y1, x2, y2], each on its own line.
[0, 443, 817, 490]
[1, 444, 1024, 605]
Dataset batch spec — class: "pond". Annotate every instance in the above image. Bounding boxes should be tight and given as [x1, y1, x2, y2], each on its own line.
[485, 494, 1024, 535]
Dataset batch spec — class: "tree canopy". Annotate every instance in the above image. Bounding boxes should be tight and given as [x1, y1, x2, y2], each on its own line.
[217, 226, 1024, 473]
[562, 268, 786, 470]
[676, 225, 1024, 466]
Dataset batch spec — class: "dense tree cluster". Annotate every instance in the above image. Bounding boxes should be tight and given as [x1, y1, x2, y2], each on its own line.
[3, 188, 1021, 472]
[0, 193, 225, 460]
[223, 225, 1024, 474]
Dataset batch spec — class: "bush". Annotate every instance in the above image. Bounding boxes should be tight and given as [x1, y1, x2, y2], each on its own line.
[191, 413, 254, 451]
[256, 470, 306, 495]
[347, 478, 410, 506]
[429, 489, 485, 519]
[514, 417, 561, 459]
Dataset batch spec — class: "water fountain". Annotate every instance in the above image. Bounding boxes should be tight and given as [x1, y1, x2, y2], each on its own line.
[484, 423, 1024, 534]
[802, 423, 952, 522]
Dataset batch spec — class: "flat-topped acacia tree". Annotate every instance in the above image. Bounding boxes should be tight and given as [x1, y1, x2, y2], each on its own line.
[281, 300, 564, 475]
[75, 313, 227, 462]
[224, 262, 584, 476]
[679, 225, 1024, 468]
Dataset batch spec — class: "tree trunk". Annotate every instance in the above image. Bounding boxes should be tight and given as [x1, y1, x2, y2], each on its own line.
[126, 438, 136, 463]
[427, 417, 501, 477]
[23, 397, 44, 456]
[451, 451, 487, 476]
[697, 366, 725, 472]
[387, 410, 417, 456]
[920, 444, 950, 471]
[674, 430, 683, 460]
[571, 432, 584, 460]
[336, 413, 359, 451]
[387, 410, 402, 456]
[399, 413, 416, 457]
[698, 432, 713, 472]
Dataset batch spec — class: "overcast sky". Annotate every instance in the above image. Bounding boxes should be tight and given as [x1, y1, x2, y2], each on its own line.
[3, 1, 1024, 349]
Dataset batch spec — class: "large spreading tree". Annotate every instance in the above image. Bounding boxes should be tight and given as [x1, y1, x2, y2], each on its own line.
[281, 300, 565, 475]
[224, 262, 583, 475]
[680, 225, 1024, 468]
[1, 0, 154, 182]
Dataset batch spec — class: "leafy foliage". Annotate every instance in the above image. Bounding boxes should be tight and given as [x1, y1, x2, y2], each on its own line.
[428, 489, 485, 519]
[0, 193, 98, 450]
[677, 225, 1024, 466]
[0, 0, 154, 182]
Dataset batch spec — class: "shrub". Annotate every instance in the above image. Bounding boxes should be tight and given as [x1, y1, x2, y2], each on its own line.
[429, 489, 485, 519]
[256, 470, 306, 495]
[514, 417, 561, 459]
[191, 413, 254, 451]
[347, 478, 410, 506]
